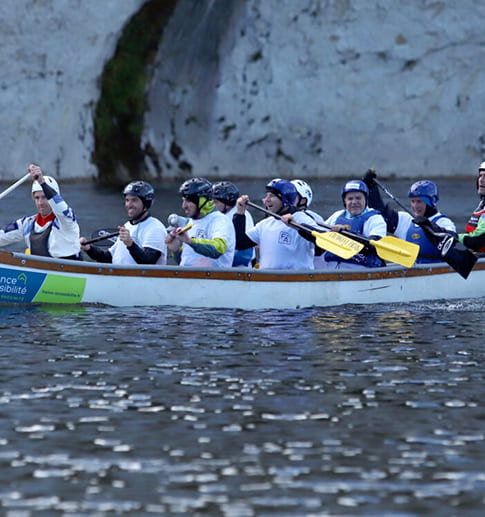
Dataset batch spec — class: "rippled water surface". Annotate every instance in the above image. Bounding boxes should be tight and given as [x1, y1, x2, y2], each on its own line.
[1, 301, 484, 516]
[0, 177, 484, 515]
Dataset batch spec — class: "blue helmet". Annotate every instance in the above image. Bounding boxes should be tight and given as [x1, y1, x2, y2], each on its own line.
[341, 180, 369, 204]
[265, 178, 298, 207]
[408, 180, 439, 208]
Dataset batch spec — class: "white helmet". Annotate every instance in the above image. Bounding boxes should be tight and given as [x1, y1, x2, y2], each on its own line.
[32, 175, 60, 194]
[291, 179, 313, 207]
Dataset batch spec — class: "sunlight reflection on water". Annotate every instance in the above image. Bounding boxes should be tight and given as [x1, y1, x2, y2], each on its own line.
[0, 300, 484, 515]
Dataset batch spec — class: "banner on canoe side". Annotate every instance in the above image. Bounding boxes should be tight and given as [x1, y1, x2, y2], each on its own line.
[0, 267, 86, 304]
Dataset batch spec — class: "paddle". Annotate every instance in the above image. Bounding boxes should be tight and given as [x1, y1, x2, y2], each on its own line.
[246, 201, 364, 259]
[86, 221, 194, 248]
[84, 229, 120, 246]
[0, 173, 31, 201]
[373, 177, 477, 279]
[311, 220, 419, 268]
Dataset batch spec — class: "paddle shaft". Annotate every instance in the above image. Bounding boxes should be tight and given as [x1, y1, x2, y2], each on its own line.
[373, 178, 413, 216]
[0, 173, 31, 201]
[246, 201, 420, 267]
[247, 200, 375, 247]
[246, 201, 368, 258]
[311, 215, 419, 267]
[84, 231, 119, 245]
[247, 201, 316, 234]
[372, 177, 477, 278]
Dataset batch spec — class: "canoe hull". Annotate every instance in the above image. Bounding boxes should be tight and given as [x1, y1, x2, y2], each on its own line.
[0, 250, 483, 310]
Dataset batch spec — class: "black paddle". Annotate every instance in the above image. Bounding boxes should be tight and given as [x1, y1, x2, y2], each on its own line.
[84, 228, 120, 246]
[373, 178, 477, 279]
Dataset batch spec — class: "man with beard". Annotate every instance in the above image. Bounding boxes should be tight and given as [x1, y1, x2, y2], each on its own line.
[80, 181, 167, 265]
[165, 177, 235, 267]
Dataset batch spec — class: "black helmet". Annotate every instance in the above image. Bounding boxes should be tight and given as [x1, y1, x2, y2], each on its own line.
[179, 177, 213, 203]
[212, 181, 240, 206]
[123, 181, 155, 209]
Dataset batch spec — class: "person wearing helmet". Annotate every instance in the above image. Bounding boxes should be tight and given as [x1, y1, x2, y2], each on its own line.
[233, 178, 317, 270]
[322, 179, 387, 269]
[363, 169, 457, 263]
[165, 177, 235, 267]
[291, 179, 324, 224]
[212, 180, 255, 267]
[80, 180, 167, 265]
[0, 164, 81, 259]
[291, 179, 326, 268]
[458, 161, 485, 252]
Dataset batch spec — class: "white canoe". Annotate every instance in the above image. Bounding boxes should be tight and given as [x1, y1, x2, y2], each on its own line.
[0, 249, 483, 310]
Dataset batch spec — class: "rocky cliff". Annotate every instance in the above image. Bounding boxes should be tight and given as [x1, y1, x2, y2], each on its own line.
[144, 0, 485, 179]
[0, 0, 484, 182]
[0, 0, 145, 180]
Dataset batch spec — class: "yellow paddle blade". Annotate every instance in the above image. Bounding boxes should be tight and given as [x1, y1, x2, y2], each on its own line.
[311, 231, 364, 259]
[369, 235, 419, 268]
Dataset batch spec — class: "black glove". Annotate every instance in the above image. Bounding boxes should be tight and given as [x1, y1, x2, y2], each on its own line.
[462, 233, 485, 251]
[362, 168, 377, 187]
[412, 216, 432, 228]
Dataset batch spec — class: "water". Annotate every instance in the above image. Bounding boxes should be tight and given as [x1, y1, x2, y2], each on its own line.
[0, 177, 484, 516]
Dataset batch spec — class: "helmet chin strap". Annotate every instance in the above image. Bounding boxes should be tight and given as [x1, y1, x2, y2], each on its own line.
[219, 202, 230, 214]
[424, 205, 437, 218]
[194, 197, 210, 218]
[277, 205, 293, 216]
[297, 198, 306, 210]
[130, 207, 149, 225]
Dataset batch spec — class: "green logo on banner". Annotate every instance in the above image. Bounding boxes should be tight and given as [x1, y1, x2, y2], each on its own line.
[33, 274, 86, 304]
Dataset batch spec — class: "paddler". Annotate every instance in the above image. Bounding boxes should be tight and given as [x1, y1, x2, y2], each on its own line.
[80, 180, 167, 265]
[363, 169, 457, 263]
[319, 179, 387, 269]
[458, 161, 485, 252]
[212, 180, 255, 267]
[290, 178, 326, 269]
[165, 177, 235, 267]
[234, 178, 318, 270]
[0, 164, 81, 259]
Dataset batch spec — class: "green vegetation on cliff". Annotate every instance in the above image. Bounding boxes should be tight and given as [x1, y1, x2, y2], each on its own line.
[92, 0, 177, 185]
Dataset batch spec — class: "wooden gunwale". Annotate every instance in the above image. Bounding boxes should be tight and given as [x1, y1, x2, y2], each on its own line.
[2, 250, 484, 283]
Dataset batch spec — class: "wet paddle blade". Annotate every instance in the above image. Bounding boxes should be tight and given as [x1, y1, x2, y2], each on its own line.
[312, 231, 364, 259]
[370, 236, 419, 268]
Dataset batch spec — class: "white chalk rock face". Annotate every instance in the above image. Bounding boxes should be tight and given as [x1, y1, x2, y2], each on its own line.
[143, 0, 485, 179]
[0, 0, 145, 180]
[1, 0, 484, 182]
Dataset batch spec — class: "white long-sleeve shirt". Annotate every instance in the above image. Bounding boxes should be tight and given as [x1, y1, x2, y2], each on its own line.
[0, 191, 80, 258]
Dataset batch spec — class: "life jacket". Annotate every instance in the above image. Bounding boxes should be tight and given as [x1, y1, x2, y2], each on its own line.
[29, 213, 56, 257]
[465, 199, 485, 252]
[30, 223, 53, 257]
[324, 210, 384, 267]
[406, 214, 447, 263]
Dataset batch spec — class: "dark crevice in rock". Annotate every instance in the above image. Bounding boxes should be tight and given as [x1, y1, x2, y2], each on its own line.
[92, 0, 178, 186]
